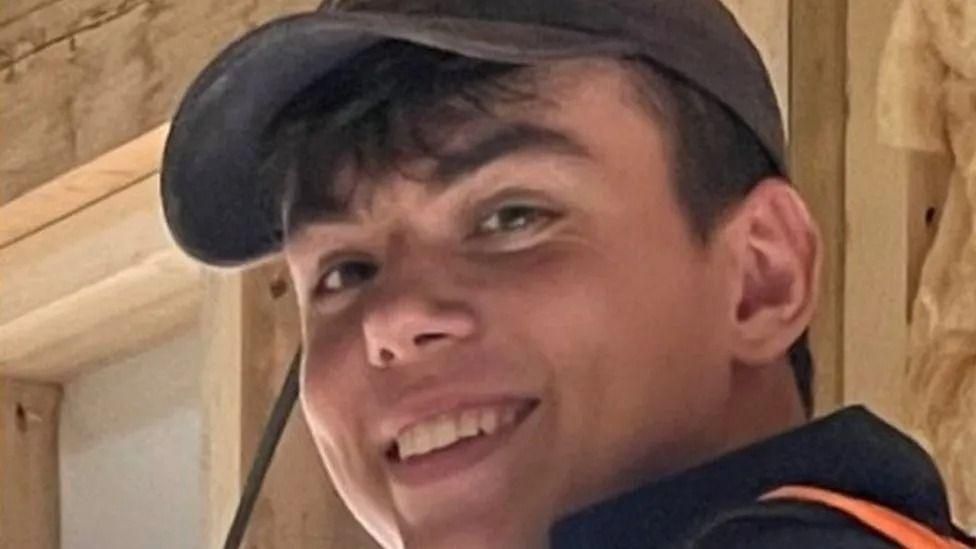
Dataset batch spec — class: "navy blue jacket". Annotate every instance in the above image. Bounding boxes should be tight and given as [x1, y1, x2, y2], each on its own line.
[551, 407, 975, 548]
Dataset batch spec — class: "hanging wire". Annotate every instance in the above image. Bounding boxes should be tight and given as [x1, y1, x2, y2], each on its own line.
[224, 346, 303, 549]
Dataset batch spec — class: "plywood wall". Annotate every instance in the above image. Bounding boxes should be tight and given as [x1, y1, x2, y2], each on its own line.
[0, 378, 61, 549]
[0, 0, 317, 205]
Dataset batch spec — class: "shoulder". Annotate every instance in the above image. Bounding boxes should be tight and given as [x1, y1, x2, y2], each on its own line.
[688, 500, 899, 549]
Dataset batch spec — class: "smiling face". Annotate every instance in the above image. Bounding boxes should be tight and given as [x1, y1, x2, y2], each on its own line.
[283, 59, 762, 549]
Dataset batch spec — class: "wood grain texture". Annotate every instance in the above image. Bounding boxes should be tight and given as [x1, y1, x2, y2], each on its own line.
[843, 0, 914, 426]
[790, 0, 847, 415]
[0, 123, 168, 248]
[0, 0, 316, 205]
[0, 0, 787, 208]
[0, 174, 203, 381]
[200, 269, 245, 549]
[1, 174, 168, 326]
[0, 378, 61, 549]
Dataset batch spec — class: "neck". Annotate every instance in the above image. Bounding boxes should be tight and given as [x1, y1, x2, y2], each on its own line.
[721, 358, 807, 454]
[403, 519, 549, 549]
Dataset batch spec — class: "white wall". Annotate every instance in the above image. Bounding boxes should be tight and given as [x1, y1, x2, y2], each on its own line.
[59, 329, 203, 549]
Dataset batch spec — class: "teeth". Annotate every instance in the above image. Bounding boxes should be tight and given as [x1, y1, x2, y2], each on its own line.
[399, 429, 415, 458]
[459, 409, 480, 438]
[432, 416, 457, 449]
[395, 404, 524, 461]
[413, 425, 432, 457]
[479, 409, 499, 435]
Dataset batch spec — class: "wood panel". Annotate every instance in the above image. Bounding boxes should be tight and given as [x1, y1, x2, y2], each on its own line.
[789, 0, 847, 415]
[0, 0, 316, 205]
[0, 174, 203, 382]
[0, 123, 168, 248]
[843, 0, 920, 426]
[200, 269, 245, 549]
[0, 378, 61, 549]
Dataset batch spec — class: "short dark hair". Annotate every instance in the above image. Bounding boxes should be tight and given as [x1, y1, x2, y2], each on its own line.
[261, 40, 814, 415]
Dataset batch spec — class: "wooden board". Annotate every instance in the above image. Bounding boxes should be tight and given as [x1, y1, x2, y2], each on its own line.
[843, 0, 928, 425]
[0, 378, 61, 549]
[0, 0, 316, 205]
[789, 0, 847, 414]
[200, 269, 245, 549]
[0, 174, 203, 381]
[0, 123, 168, 248]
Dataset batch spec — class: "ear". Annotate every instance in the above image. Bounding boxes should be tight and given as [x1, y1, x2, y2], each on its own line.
[722, 179, 822, 366]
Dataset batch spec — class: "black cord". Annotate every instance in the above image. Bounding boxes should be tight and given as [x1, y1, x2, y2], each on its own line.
[223, 347, 303, 549]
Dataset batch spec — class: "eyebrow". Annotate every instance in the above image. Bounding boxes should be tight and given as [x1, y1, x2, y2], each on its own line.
[285, 121, 590, 233]
[432, 121, 590, 183]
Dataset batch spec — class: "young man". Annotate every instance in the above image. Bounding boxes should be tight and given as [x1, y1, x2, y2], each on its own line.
[160, 1, 974, 547]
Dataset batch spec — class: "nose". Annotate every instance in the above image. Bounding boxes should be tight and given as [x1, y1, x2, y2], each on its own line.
[362, 290, 477, 368]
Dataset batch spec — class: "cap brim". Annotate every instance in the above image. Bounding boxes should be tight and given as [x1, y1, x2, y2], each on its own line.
[161, 11, 636, 267]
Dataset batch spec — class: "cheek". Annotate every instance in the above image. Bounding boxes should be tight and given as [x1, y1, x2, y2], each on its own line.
[480, 233, 718, 381]
[301, 315, 364, 449]
[585, 241, 733, 466]
[301, 348, 367, 493]
[471, 231, 731, 496]
[299, 319, 401, 539]
[597, 234, 731, 399]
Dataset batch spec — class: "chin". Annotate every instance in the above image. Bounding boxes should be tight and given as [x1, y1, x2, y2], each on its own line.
[381, 475, 549, 549]
[392, 489, 527, 543]
[398, 516, 541, 549]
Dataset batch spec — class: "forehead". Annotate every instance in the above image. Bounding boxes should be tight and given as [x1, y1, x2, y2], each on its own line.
[281, 58, 662, 238]
[493, 58, 652, 122]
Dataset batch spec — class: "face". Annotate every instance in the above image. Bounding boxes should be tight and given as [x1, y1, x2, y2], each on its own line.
[285, 59, 740, 549]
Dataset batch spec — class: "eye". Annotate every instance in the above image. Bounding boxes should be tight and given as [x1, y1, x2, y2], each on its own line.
[316, 260, 378, 296]
[473, 204, 558, 237]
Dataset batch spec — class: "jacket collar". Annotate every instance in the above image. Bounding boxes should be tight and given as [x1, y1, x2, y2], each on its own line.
[550, 406, 958, 548]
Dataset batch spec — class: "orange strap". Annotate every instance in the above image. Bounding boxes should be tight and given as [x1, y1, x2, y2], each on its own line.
[761, 485, 968, 549]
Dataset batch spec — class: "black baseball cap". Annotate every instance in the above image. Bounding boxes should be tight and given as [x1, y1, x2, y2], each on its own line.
[160, 0, 785, 267]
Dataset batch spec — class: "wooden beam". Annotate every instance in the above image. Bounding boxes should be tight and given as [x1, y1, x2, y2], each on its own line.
[842, 0, 941, 426]
[0, 0, 316, 206]
[0, 378, 61, 549]
[0, 174, 203, 382]
[0, 123, 168, 248]
[200, 263, 376, 548]
[789, 0, 847, 415]
[200, 269, 244, 549]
